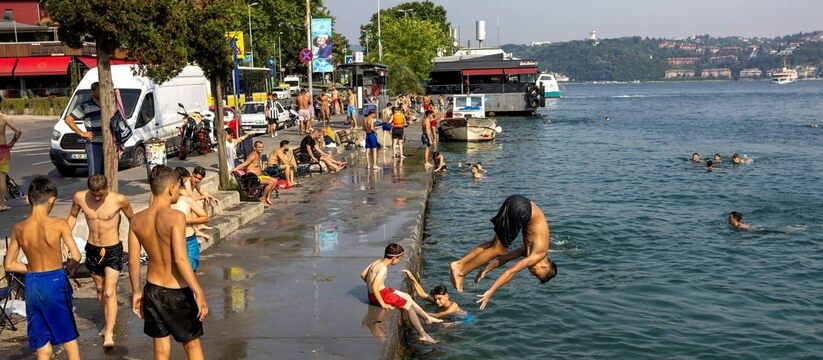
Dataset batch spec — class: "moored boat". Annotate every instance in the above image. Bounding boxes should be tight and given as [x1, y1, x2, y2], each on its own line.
[771, 57, 798, 84]
[439, 94, 500, 142]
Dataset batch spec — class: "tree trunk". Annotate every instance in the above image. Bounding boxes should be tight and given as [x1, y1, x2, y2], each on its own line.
[97, 48, 118, 191]
[212, 77, 230, 190]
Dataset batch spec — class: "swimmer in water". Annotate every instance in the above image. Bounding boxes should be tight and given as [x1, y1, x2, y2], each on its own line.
[690, 153, 701, 162]
[706, 160, 714, 172]
[471, 165, 483, 179]
[713, 153, 722, 163]
[810, 123, 819, 128]
[402, 270, 463, 318]
[604, 116, 610, 122]
[728, 211, 754, 231]
[475, 162, 486, 173]
[731, 153, 744, 165]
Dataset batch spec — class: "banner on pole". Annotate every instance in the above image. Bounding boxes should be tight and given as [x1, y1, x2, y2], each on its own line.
[226, 31, 245, 59]
[311, 18, 333, 73]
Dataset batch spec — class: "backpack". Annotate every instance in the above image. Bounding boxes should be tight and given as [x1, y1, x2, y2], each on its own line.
[110, 89, 133, 146]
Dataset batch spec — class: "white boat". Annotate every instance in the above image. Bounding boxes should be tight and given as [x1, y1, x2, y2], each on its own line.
[771, 58, 798, 84]
[536, 73, 562, 98]
[440, 94, 500, 142]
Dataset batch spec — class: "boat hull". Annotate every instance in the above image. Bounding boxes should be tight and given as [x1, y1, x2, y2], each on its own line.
[439, 117, 497, 142]
[544, 90, 563, 98]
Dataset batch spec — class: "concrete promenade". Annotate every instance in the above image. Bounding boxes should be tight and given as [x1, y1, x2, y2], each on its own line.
[1, 113, 433, 359]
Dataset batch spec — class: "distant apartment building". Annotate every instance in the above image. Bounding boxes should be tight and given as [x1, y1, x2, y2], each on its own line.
[665, 69, 696, 79]
[798, 66, 819, 79]
[701, 68, 732, 78]
[530, 41, 551, 46]
[678, 43, 698, 51]
[739, 68, 763, 78]
[708, 55, 738, 64]
[718, 46, 742, 55]
[666, 57, 700, 66]
[658, 41, 676, 49]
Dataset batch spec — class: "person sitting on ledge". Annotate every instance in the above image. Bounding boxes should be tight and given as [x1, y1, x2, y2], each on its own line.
[300, 129, 346, 173]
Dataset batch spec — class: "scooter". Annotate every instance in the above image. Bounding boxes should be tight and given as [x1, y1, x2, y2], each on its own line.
[177, 103, 213, 160]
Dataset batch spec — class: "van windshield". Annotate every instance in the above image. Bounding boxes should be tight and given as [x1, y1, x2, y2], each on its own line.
[66, 89, 141, 121]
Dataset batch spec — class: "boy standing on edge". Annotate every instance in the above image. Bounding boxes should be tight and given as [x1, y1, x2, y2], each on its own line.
[390, 107, 406, 158]
[67, 174, 133, 348]
[129, 165, 208, 360]
[421, 109, 435, 168]
[360, 243, 442, 344]
[4, 177, 82, 360]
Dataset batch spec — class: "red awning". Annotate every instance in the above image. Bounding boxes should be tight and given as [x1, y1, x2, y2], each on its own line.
[0, 58, 17, 77]
[462, 69, 504, 76]
[14, 56, 72, 76]
[78, 57, 137, 68]
[503, 67, 537, 75]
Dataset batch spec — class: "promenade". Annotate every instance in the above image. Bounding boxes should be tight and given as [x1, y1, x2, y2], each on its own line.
[1, 113, 431, 359]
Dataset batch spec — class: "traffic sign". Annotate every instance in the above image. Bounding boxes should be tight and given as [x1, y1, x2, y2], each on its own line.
[344, 55, 353, 64]
[299, 48, 313, 63]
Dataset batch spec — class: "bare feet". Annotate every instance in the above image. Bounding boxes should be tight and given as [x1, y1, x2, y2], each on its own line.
[419, 334, 438, 344]
[103, 332, 114, 349]
[449, 261, 465, 293]
[425, 315, 444, 324]
[372, 166, 380, 170]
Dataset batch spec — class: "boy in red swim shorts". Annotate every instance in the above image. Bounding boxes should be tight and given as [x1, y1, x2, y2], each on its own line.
[360, 243, 442, 344]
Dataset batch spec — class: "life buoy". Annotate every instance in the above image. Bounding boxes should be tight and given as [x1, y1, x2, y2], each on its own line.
[529, 98, 540, 108]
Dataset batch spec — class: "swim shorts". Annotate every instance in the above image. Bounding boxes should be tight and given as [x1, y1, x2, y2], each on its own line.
[266, 116, 276, 125]
[365, 132, 379, 149]
[347, 104, 356, 117]
[421, 134, 431, 147]
[25, 269, 79, 350]
[368, 287, 407, 309]
[186, 234, 200, 271]
[142, 282, 204, 343]
[298, 109, 311, 122]
[85, 242, 124, 276]
[391, 127, 404, 140]
[490, 195, 533, 248]
[381, 122, 393, 131]
[0, 144, 9, 174]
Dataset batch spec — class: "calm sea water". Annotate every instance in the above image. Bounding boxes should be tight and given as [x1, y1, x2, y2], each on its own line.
[412, 81, 823, 359]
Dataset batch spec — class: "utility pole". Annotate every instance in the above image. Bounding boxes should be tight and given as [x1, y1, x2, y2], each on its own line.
[377, 0, 382, 62]
[247, 2, 259, 67]
[306, 0, 313, 111]
[278, 32, 283, 82]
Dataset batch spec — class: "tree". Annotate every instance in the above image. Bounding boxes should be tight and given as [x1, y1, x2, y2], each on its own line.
[374, 16, 449, 94]
[187, 0, 245, 190]
[48, 0, 189, 191]
[359, 1, 450, 54]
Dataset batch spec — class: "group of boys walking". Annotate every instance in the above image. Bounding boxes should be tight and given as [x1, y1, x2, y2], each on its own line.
[4, 168, 209, 359]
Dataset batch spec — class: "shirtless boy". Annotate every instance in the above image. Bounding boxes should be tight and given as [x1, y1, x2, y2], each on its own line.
[268, 140, 298, 187]
[297, 89, 312, 134]
[728, 211, 754, 231]
[0, 104, 23, 212]
[402, 270, 462, 319]
[5, 177, 82, 360]
[174, 167, 210, 271]
[128, 165, 208, 360]
[360, 243, 441, 344]
[421, 110, 435, 168]
[363, 110, 380, 170]
[450, 194, 557, 310]
[318, 91, 330, 127]
[347, 88, 358, 129]
[67, 174, 134, 348]
[233, 141, 277, 206]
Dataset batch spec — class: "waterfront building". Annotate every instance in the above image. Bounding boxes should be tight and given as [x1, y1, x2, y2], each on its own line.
[678, 43, 698, 51]
[658, 41, 676, 49]
[666, 57, 700, 66]
[700, 68, 732, 79]
[665, 69, 696, 79]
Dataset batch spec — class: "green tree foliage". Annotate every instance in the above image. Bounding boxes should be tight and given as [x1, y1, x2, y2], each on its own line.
[48, 0, 189, 190]
[359, 1, 450, 52]
[188, 0, 245, 190]
[368, 16, 449, 94]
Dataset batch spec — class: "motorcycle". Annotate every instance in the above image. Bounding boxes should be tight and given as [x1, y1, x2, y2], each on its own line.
[177, 103, 213, 160]
[286, 104, 299, 128]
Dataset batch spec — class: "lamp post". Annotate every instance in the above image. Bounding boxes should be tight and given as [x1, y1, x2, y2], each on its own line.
[377, 0, 382, 63]
[247, 2, 259, 67]
[278, 32, 283, 82]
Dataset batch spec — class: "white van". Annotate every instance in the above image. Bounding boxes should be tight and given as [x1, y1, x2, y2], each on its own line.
[283, 75, 301, 95]
[50, 65, 210, 176]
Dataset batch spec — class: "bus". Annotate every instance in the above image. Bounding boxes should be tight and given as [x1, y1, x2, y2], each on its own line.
[224, 66, 272, 108]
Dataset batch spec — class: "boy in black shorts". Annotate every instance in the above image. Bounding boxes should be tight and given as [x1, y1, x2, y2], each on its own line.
[129, 165, 208, 359]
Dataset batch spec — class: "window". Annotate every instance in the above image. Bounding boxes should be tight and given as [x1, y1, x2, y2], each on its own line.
[4, 10, 12, 21]
[135, 93, 155, 128]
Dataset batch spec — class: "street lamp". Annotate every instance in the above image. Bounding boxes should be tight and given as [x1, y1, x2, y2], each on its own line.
[247, 2, 259, 67]
[397, 9, 414, 17]
[278, 32, 283, 82]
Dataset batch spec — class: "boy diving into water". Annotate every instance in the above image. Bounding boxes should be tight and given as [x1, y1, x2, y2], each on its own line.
[450, 194, 557, 310]
[4, 177, 82, 359]
[361, 243, 442, 344]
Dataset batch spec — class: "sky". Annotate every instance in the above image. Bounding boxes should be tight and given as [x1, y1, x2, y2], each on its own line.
[324, 0, 823, 46]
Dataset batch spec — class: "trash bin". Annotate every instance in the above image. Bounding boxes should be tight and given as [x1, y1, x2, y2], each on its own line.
[145, 138, 167, 179]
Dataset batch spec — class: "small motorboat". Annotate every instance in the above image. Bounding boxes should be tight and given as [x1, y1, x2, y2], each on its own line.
[439, 94, 501, 142]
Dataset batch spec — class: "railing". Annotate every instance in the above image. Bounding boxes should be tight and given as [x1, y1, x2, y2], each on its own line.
[426, 82, 531, 95]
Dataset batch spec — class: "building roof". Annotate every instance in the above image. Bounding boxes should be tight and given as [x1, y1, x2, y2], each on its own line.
[0, 21, 52, 32]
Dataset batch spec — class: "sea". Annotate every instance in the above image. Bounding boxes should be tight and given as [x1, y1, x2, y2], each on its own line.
[410, 81, 823, 359]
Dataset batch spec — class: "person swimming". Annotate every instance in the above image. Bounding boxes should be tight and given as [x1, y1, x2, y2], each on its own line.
[403, 270, 473, 323]
[731, 153, 745, 165]
[728, 211, 754, 231]
[706, 160, 714, 172]
[713, 153, 722, 162]
[690, 153, 701, 162]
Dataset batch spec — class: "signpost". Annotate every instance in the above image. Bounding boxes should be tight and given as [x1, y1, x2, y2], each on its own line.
[344, 55, 353, 64]
[299, 48, 313, 63]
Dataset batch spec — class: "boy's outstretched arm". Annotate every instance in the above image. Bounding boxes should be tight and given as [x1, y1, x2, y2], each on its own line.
[402, 270, 435, 303]
[476, 253, 542, 311]
[475, 247, 526, 283]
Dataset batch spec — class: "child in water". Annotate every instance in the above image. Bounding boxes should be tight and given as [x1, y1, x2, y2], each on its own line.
[706, 160, 714, 172]
[402, 270, 463, 318]
[728, 211, 755, 231]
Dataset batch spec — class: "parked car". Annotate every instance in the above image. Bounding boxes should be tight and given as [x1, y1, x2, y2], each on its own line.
[272, 85, 290, 100]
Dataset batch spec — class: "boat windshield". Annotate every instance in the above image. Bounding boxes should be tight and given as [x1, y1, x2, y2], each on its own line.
[455, 96, 483, 109]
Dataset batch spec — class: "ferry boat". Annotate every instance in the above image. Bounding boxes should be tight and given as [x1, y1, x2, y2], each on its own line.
[536, 73, 562, 98]
[771, 58, 798, 84]
[426, 48, 543, 115]
[439, 94, 500, 142]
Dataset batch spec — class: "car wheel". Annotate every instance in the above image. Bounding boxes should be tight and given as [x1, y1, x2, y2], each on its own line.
[55, 164, 76, 177]
[131, 145, 146, 169]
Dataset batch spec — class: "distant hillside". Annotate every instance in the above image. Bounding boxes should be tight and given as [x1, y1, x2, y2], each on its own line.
[503, 32, 823, 82]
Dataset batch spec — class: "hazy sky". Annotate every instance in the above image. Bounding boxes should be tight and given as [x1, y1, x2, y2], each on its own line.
[324, 0, 823, 46]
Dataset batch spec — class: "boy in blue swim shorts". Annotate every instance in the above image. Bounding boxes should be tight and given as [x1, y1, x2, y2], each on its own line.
[4, 177, 82, 359]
